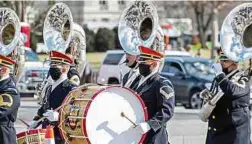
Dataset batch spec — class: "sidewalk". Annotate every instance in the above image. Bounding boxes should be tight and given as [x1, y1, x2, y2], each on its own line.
[20, 101, 39, 108]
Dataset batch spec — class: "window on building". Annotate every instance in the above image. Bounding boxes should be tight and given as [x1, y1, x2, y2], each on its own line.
[99, 0, 108, 10]
[101, 18, 109, 22]
[118, 0, 125, 5]
[118, 0, 126, 9]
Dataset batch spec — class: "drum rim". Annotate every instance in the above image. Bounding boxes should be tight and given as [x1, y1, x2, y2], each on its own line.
[83, 85, 148, 144]
[16, 129, 47, 139]
[58, 89, 75, 141]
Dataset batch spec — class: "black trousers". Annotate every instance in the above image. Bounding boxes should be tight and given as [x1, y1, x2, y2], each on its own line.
[55, 138, 65, 144]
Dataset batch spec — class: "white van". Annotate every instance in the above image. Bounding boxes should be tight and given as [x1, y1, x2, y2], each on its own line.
[97, 50, 130, 84]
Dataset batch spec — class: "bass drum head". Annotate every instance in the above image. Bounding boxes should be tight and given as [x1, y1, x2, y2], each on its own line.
[84, 86, 148, 144]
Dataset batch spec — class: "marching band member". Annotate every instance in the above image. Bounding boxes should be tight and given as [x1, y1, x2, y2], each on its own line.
[29, 51, 76, 144]
[131, 29, 175, 143]
[0, 54, 20, 144]
[206, 52, 251, 144]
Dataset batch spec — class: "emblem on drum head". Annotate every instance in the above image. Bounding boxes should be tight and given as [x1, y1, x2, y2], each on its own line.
[66, 104, 81, 130]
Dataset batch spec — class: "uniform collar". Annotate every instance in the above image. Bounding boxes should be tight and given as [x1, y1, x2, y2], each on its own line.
[125, 68, 139, 88]
[137, 68, 158, 89]
[51, 74, 67, 91]
[129, 66, 139, 76]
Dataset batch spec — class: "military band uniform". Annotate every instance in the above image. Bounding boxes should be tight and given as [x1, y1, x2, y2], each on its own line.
[133, 72, 174, 144]
[32, 51, 76, 144]
[206, 69, 251, 144]
[0, 55, 20, 144]
[132, 46, 175, 144]
[34, 79, 76, 143]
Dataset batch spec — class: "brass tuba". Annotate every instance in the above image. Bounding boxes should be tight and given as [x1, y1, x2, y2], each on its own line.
[0, 8, 21, 55]
[67, 22, 86, 78]
[36, 2, 73, 104]
[9, 33, 25, 83]
[220, 3, 252, 62]
[118, 1, 159, 56]
[43, 2, 73, 53]
[0, 8, 22, 83]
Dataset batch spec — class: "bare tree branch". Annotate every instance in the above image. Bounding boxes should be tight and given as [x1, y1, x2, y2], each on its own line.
[189, 1, 229, 48]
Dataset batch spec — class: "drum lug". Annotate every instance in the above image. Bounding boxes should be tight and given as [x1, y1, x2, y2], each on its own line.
[67, 116, 86, 119]
[69, 135, 88, 139]
[74, 98, 92, 101]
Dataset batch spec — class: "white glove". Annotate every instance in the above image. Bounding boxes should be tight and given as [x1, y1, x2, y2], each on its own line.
[43, 110, 59, 122]
[211, 63, 223, 76]
[28, 120, 39, 130]
[135, 122, 151, 134]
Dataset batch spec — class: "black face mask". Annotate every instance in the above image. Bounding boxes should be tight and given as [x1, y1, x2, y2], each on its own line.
[139, 63, 151, 77]
[49, 67, 62, 81]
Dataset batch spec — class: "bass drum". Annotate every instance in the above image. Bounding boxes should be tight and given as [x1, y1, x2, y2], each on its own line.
[16, 129, 47, 144]
[59, 84, 148, 144]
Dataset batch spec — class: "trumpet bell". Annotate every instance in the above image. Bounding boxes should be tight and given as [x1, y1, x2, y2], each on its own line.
[220, 3, 252, 62]
[43, 3, 73, 53]
[0, 8, 20, 56]
[118, 1, 158, 55]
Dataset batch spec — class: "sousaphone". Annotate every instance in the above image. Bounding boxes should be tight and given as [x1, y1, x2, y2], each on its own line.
[118, 1, 159, 56]
[0, 8, 21, 82]
[220, 3, 252, 62]
[43, 2, 73, 53]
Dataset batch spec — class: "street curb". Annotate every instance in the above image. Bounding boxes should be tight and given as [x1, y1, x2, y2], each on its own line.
[20, 106, 39, 108]
[21, 98, 37, 101]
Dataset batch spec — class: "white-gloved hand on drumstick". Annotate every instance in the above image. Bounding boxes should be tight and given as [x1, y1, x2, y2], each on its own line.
[43, 110, 59, 122]
[27, 120, 39, 129]
[135, 122, 151, 134]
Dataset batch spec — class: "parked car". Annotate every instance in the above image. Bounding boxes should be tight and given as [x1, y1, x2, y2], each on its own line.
[80, 59, 96, 84]
[97, 50, 129, 84]
[165, 50, 191, 57]
[160, 56, 214, 109]
[16, 47, 50, 97]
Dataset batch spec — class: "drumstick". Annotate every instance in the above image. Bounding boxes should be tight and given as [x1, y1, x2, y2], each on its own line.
[34, 98, 75, 125]
[120, 112, 138, 127]
[17, 118, 29, 127]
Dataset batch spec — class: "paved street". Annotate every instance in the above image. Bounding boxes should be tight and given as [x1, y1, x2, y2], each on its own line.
[16, 100, 251, 144]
